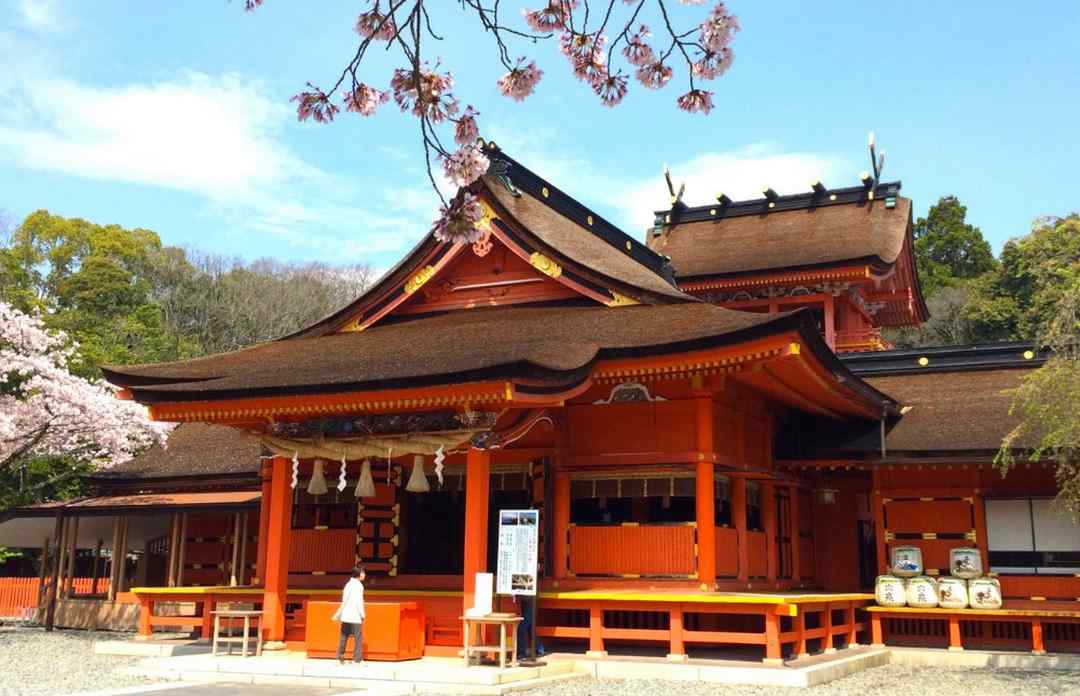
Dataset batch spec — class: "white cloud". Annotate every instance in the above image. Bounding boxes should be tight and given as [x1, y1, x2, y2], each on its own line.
[0, 72, 304, 199]
[614, 146, 853, 234]
[481, 126, 852, 239]
[0, 69, 423, 261]
[17, 0, 65, 32]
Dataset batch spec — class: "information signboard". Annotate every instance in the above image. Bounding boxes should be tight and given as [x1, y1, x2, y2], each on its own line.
[495, 509, 539, 596]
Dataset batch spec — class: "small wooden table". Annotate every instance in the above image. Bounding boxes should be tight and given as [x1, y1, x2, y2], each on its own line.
[461, 613, 522, 669]
[211, 609, 263, 657]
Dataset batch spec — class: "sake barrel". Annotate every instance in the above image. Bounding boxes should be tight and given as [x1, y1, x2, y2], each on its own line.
[891, 545, 923, 577]
[949, 547, 983, 579]
[968, 577, 1002, 610]
[875, 575, 907, 607]
[937, 576, 969, 609]
[906, 576, 939, 608]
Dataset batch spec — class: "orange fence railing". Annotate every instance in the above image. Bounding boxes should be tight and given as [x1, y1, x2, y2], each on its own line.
[0, 577, 112, 617]
[568, 524, 696, 577]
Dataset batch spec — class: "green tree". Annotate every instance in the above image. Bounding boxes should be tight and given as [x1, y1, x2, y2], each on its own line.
[914, 196, 998, 296]
[997, 271, 1080, 517]
[2, 211, 199, 376]
[965, 214, 1080, 342]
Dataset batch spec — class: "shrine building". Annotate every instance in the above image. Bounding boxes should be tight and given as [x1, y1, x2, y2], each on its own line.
[2, 143, 1074, 661]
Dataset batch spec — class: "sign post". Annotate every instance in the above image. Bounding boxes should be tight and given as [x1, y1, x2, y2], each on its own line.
[495, 509, 540, 663]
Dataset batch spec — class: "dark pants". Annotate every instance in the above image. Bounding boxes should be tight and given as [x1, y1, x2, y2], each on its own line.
[336, 621, 363, 663]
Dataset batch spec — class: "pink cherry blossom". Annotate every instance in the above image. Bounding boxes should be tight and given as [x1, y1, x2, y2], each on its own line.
[355, 8, 397, 40]
[343, 83, 389, 116]
[700, 2, 739, 52]
[391, 66, 459, 122]
[622, 24, 655, 67]
[292, 87, 340, 123]
[636, 61, 673, 89]
[454, 106, 480, 146]
[522, 1, 576, 32]
[497, 60, 544, 101]
[692, 47, 734, 80]
[440, 145, 490, 187]
[0, 302, 170, 472]
[676, 88, 714, 114]
[431, 192, 488, 244]
[593, 72, 628, 107]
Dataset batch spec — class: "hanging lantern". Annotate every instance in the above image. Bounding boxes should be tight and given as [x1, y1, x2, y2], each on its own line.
[406, 454, 431, 493]
[355, 459, 376, 498]
[307, 459, 329, 496]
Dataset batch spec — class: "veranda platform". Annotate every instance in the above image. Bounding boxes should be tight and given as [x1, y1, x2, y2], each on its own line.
[132, 586, 873, 664]
[536, 589, 874, 663]
[868, 601, 1080, 654]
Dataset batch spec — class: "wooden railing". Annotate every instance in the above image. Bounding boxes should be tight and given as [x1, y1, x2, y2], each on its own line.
[568, 524, 696, 577]
[835, 328, 892, 353]
[0, 577, 112, 617]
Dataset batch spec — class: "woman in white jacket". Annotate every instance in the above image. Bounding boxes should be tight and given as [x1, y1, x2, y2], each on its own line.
[333, 565, 366, 664]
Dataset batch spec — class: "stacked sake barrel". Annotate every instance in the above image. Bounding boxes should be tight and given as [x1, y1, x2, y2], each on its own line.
[875, 546, 1002, 610]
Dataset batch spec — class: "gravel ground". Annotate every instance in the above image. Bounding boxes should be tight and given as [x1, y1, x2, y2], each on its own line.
[3, 627, 1080, 696]
[0, 626, 154, 696]
[511, 664, 1080, 696]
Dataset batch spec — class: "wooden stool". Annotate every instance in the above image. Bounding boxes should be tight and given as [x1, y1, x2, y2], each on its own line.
[461, 613, 523, 669]
[211, 609, 263, 657]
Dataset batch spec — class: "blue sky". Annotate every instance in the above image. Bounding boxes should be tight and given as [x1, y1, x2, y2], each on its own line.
[1, 1, 1078, 272]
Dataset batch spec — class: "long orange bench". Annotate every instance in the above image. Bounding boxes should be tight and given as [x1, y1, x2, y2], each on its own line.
[867, 601, 1080, 654]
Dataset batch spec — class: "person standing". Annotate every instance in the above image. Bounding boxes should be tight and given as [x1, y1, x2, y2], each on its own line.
[333, 565, 366, 664]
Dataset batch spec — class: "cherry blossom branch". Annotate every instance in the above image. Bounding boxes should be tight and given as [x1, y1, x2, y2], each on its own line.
[244, 0, 738, 243]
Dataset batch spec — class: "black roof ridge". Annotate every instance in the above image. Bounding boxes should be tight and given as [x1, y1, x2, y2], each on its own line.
[483, 143, 678, 285]
[840, 340, 1048, 376]
[655, 180, 904, 225]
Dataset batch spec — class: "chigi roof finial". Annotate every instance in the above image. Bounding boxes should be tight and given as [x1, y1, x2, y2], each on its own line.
[663, 163, 685, 208]
[867, 131, 886, 193]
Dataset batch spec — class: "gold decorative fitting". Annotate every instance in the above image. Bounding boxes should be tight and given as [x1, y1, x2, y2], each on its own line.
[665, 214, 671, 223]
[917, 356, 929, 367]
[768, 202, 776, 209]
[587, 215, 594, 226]
[607, 291, 639, 307]
[404, 265, 437, 294]
[788, 342, 801, 356]
[710, 209, 717, 216]
[541, 186, 550, 198]
[829, 194, 837, 201]
[625, 241, 632, 251]
[529, 252, 562, 279]
[1023, 350, 1035, 360]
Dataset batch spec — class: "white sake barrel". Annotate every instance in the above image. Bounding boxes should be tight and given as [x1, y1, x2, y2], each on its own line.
[968, 577, 1002, 610]
[875, 575, 907, 607]
[891, 545, 923, 577]
[937, 576, 969, 609]
[906, 576, 939, 608]
[950, 548, 983, 579]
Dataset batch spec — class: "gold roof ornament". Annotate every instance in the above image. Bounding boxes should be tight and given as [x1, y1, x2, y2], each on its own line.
[529, 252, 562, 279]
[404, 265, 437, 294]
